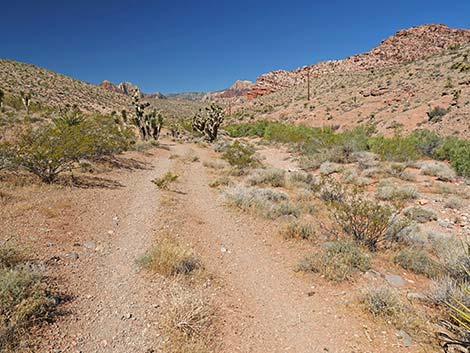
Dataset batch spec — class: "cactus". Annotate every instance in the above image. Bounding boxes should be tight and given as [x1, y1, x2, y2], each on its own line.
[20, 91, 32, 115]
[192, 103, 224, 142]
[131, 90, 164, 141]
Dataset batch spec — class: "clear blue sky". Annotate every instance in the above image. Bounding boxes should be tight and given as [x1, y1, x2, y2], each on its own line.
[1, 0, 469, 93]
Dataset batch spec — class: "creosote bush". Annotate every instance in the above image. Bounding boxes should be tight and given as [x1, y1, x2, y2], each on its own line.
[2, 114, 132, 183]
[320, 178, 405, 251]
[296, 240, 371, 281]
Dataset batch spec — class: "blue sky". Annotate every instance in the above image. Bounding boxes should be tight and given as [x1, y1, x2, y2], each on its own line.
[1, 0, 469, 93]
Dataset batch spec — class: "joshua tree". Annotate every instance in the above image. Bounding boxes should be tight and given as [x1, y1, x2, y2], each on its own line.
[192, 103, 224, 142]
[20, 91, 32, 115]
[131, 90, 163, 141]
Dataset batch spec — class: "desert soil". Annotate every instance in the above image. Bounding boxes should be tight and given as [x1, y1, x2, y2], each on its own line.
[7, 141, 423, 353]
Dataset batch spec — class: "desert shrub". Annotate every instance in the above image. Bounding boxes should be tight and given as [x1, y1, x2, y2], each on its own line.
[202, 159, 227, 170]
[421, 161, 456, 181]
[427, 106, 448, 123]
[321, 179, 404, 251]
[247, 168, 286, 187]
[404, 207, 438, 223]
[152, 172, 179, 189]
[368, 135, 419, 162]
[139, 237, 201, 277]
[266, 201, 300, 219]
[360, 287, 403, 319]
[296, 240, 371, 281]
[445, 196, 464, 209]
[376, 184, 419, 201]
[0, 142, 14, 171]
[280, 221, 316, 240]
[409, 129, 443, 157]
[287, 171, 314, 188]
[221, 141, 258, 168]
[223, 185, 292, 219]
[319, 161, 342, 175]
[225, 120, 269, 137]
[394, 248, 442, 278]
[208, 176, 231, 188]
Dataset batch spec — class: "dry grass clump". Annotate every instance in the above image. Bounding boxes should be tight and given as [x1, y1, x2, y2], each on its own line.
[161, 284, 218, 353]
[394, 248, 442, 278]
[139, 237, 201, 277]
[202, 159, 227, 170]
[287, 171, 314, 188]
[319, 161, 343, 175]
[360, 287, 427, 336]
[208, 176, 231, 188]
[421, 162, 456, 182]
[152, 172, 179, 190]
[296, 240, 371, 281]
[376, 183, 419, 201]
[280, 221, 316, 241]
[246, 168, 286, 187]
[444, 196, 464, 209]
[404, 206, 438, 223]
[0, 242, 57, 351]
[223, 186, 299, 219]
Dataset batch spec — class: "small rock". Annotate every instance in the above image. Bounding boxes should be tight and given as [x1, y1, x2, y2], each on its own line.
[418, 199, 428, 205]
[83, 241, 97, 250]
[385, 274, 405, 287]
[112, 216, 119, 227]
[397, 330, 413, 347]
[67, 252, 79, 260]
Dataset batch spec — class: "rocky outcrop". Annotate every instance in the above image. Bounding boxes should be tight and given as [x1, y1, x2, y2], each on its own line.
[248, 24, 470, 99]
[99, 80, 166, 99]
[205, 80, 254, 101]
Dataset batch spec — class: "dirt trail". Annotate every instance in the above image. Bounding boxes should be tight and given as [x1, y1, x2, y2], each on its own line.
[167, 144, 415, 353]
[40, 142, 419, 352]
[42, 147, 174, 353]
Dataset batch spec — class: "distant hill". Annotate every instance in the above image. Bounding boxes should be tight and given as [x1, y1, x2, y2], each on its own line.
[0, 59, 130, 114]
[248, 24, 470, 98]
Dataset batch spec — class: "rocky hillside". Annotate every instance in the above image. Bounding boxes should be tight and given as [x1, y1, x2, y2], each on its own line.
[248, 24, 470, 98]
[232, 44, 470, 138]
[0, 60, 131, 113]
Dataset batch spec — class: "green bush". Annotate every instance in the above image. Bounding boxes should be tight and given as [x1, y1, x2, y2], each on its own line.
[368, 135, 419, 162]
[221, 141, 258, 168]
[8, 115, 132, 183]
[433, 137, 470, 177]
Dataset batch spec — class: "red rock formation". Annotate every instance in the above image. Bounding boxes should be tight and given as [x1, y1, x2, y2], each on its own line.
[248, 24, 470, 99]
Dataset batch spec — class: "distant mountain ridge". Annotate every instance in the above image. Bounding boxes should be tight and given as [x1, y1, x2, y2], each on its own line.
[247, 24, 470, 98]
[98, 80, 166, 99]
